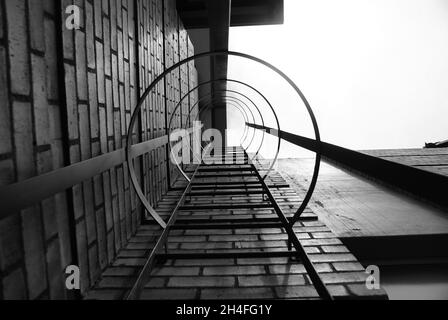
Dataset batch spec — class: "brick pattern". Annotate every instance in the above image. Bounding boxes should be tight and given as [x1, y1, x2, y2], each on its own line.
[0, 0, 69, 300]
[178, 19, 189, 129]
[163, 0, 180, 183]
[86, 152, 388, 300]
[138, 0, 166, 209]
[164, 0, 198, 185]
[60, 0, 143, 293]
[187, 38, 198, 126]
[61, 0, 199, 293]
[0, 0, 199, 299]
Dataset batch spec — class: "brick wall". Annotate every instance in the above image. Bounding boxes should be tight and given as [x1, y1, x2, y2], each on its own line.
[0, 0, 71, 300]
[0, 0, 199, 299]
[188, 38, 198, 126]
[138, 0, 166, 209]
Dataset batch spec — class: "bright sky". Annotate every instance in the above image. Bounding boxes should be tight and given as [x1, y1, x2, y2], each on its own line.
[227, 0, 448, 158]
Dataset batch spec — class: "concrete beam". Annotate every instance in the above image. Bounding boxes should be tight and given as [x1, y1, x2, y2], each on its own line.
[177, 0, 284, 29]
[207, 0, 231, 147]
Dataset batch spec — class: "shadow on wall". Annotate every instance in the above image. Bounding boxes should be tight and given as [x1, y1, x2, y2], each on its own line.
[381, 264, 448, 300]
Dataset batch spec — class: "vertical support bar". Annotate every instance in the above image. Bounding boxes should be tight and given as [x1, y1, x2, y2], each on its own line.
[246, 150, 332, 300]
[207, 0, 231, 148]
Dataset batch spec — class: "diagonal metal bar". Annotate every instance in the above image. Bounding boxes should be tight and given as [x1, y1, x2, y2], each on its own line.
[125, 164, 202, 300]
[245, 150, 333, 300]
[0, 135, 168, 220]
[248, 123, 448, 215]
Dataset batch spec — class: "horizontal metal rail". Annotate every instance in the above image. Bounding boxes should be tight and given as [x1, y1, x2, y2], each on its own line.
[0, 135, 168, 219]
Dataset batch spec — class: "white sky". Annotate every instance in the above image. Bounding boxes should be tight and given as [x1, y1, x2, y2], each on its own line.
[227, 0, 448, 158]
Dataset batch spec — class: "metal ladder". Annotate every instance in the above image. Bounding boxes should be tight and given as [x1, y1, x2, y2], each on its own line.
[125, 146, 332, 300]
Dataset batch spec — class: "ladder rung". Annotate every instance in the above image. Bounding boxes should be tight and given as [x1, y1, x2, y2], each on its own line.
[187, 190, 265, 197]
[165, 216, 318, 226]
[180, 184, 290, 191]
[202, 155, 247, 158]
[194, 173, 257, 179]
[188, 166, 253, 173]
[190, 181, 261, 186]
[200, 163, 249, 167]
[180, 203, 273, 211]
[172, 222, 284, 230]
[156, 251, 300, 260]
[189, 185, 264, 191]
[175, 186, 262, 191]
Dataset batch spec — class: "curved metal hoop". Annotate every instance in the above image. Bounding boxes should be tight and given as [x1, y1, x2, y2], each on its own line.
[184, 89, 281, 179]
[169, 92, 262, 183]
[168, 93, 260, 179]
[177, 78, 280, 174]
[172, 93, 257, 151]
[125, 50, 321, 227]
[168, 99, 252, 182]
[180, 92, 260, 152]
[194, 96, 255, 148]
[184, 83, 269, 154]
[195, 97, 257, 160]
[182, 79, 268, 147]
[172, 82, 281, 176]
[185, 93, 259, 151]
[168, 94, 255, 154]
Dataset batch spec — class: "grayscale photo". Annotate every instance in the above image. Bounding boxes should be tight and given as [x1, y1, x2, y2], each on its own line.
[0, 0, 447, 309]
